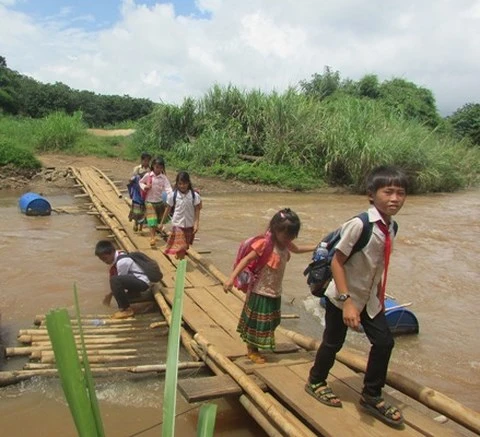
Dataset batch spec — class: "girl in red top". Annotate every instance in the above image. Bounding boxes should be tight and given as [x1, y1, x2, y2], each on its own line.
[224, 208, 315, 364]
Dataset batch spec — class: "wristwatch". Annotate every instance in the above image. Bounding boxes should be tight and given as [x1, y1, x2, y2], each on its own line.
[335, 293, 351, 302]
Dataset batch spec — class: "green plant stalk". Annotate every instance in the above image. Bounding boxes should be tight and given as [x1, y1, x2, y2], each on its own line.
[46, 309, 98, 437]
[162, 259, 187, 437]
[73, 283, 105, 437]
[196, 404, 218, 437]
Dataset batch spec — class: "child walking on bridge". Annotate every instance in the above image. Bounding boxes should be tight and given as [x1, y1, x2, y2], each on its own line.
[224, 208, 315, 364]
[159, 171, 202, 260]
[127, 152, 151, 233]
[140, 157, 172, 248]
[306, 165, 408, 429]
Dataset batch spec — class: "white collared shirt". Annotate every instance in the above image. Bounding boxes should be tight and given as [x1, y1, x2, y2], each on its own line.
[166, 190, 202, 228]
[325, 206, 396, 318]
[114, 251, 149, 284]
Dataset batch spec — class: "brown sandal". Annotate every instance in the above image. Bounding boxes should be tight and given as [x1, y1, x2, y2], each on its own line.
[247, 352, 266, 364]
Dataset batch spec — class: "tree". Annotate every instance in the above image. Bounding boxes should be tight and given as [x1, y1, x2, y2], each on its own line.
[357, 74, 380, 99]
[379, 78, 441, 127]
[448, 103, 480, 145]
[299, 66, 341, 100]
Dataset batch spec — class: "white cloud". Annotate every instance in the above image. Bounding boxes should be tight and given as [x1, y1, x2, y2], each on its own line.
[0, 0, 479, 115]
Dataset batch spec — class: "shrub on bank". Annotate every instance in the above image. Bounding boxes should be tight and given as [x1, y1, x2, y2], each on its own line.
[0, 138, 41, 169]
[35, 111, 85, 152]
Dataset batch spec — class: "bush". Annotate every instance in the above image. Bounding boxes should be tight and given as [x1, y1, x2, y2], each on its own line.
[0, 138, 41, 169]
[35, 111, 85, 152]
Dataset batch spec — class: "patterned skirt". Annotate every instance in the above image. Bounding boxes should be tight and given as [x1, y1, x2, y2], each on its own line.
[237, 292, 281, 350]
[145, 202, 166, 227]
[163, 226, 194, 257]
[128, 201, 145, 223]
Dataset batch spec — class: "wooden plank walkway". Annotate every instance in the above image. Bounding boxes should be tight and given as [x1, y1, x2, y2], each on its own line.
[69, 166, 468, 437]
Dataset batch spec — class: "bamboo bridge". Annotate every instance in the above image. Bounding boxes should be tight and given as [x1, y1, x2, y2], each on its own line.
[2, 166, 479, 437]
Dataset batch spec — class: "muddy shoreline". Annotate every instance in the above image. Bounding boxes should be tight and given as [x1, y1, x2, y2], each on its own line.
[1, 153, 346, 194]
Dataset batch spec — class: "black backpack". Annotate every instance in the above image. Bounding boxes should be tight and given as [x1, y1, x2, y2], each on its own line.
[304, 212, 398, 297]
[117, 252, 163, 283]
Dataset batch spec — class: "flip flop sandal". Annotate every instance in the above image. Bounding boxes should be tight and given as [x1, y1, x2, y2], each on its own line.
[247, 352, 266, 364]
[360, 395, 404, 428]
[305, 382, 342, 408]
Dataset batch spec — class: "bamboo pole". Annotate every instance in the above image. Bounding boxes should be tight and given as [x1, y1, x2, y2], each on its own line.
[265, 393, 317, 437]
[18, 334, 137, 344]
[7, 344, 136, 357]
[153, 289, 199, 361]
[19, 327, 146, 335]
[69, 167, 135, 252]
[41, 354, 137, 364]
[239, 395, 283, 437]
[31, 349, 137, 360]
[277, 326, 480, 435]
[0, 362, 206, 387]
[29, 337, 139, 346]
[280, 314, 299, 319]
[91, 166, 123, 198]
[194, 333, 310, 437]
[35, 314, 162, 325]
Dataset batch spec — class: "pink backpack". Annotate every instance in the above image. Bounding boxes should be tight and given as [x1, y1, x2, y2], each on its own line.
[233, 233, 274, 293]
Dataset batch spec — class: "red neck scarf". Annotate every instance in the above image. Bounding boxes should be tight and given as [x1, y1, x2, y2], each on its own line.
[376, 220, 392, 309]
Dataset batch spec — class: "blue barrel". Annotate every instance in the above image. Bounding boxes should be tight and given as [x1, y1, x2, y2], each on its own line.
[19, 192, 52, 216]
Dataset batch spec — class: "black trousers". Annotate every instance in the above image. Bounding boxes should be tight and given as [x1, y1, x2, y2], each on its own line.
[309, 297, 394, 397]
[110, 275, 149, 310]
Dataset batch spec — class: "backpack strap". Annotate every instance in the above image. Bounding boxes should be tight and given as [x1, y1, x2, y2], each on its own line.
[348, 212, 373, 258]
[172, 189, 196, 208]
[393, 220, 399, 236]
[252, 233, 274, 273]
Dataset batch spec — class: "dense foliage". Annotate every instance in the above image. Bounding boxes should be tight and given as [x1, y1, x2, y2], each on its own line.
[0, 56, 155, 126]
[1, 56, 479, 193]
[447, 103, 480, 146]
[299, 67, 441, 127]
[133, 84, 480, 193]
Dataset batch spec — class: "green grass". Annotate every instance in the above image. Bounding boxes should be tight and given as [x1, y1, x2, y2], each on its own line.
[131, 88, 480, 193]
[2, 92, 479, 193]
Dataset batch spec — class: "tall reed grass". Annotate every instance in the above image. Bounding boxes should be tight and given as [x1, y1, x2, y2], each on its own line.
[132, 86, 480, 193]
[35, 111, 85, 152]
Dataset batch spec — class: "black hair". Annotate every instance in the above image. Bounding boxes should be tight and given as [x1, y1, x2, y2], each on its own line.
[151, 156, 166, 171]
[366, 165, 408, 197]
[268, 208, 301, 241]
[141, 152, 152, 161]
[175, 171, 193, 191]
[94, 240, 115, 256]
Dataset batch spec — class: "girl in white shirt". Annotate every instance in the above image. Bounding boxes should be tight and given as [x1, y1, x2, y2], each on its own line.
[159, 171, 202, 259]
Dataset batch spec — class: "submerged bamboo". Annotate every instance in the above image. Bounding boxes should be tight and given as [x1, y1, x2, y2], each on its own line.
[239, 395, 283, 437]
[153, 289, 199, 361]
[0, 362, 204, 387]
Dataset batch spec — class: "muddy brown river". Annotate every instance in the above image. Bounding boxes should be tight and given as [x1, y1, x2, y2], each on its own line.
[0, 162, 478, 436]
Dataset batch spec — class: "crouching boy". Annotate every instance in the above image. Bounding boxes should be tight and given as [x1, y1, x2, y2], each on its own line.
[95, 240, 150, 319]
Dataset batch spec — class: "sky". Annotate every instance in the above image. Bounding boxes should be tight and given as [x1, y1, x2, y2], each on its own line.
[1, 0, 479, 116]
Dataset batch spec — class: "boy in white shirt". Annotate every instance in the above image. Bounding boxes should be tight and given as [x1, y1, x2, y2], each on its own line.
[306, 166, 408, 429]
